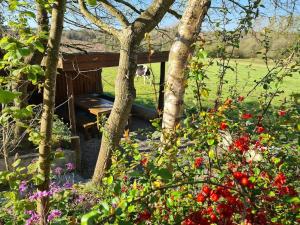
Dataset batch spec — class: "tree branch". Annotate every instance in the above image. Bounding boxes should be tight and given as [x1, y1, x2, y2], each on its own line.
[168, 8, 181, 19]
[78, 0, 120, 37]
[226, 0, 248, 12]
[99, 0, 130, 27]
[133, 0, 175, 41]
[114, 0, 142, 14]
[114, 0, 181, 19]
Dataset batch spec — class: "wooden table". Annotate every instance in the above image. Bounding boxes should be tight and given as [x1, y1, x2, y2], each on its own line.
[75, 94, 113, 116]
[75, 94, 114, 134]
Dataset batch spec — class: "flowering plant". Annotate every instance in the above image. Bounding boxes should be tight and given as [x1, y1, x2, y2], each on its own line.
[0, 100, 299, 225]
[81, 98, 299, 225]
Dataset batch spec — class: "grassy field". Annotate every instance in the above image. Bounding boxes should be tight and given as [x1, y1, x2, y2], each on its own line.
[101, 58, 299, 109]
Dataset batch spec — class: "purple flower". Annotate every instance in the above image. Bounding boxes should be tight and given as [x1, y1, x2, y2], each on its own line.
[54, 166, 63, 175]
[25, 210, 39, 225]
[63, 181, 73, 189]
[19, 181, 27, 193]
[49, 182, 62, 195]
[47, 209, 62, 222]
[75, 195, 85, 204]
[66, 162, 75, 171]
[29, 190, 50, 201]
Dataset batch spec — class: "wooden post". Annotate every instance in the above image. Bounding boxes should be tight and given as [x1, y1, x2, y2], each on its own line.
[99, 69, 103, 94]
[66, 73, 81, 171]
[66, 73, 76, 135]
[158, 61, 166, 115]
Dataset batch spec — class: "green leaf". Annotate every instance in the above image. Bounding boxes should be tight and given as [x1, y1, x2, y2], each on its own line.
[81, 210, 99, 225]
[0, 89, 21, 104]
[12, 159, 21, 168]
[286, 196, 300, 204]
[201, 88, 209, 98]
[101, 202, 110, 212]
[128, 205, 135, 213]
[107, 175, 113, 185]
[253, 167, 261, 176]
[114, 181, 121, 194]
[166, 198, 174, 207]
[3, 42, 17, 51]
[87, 0, 97, 6]
[207, 139, 215, 146]
[34, 41, 44, 53]
[17, 48, 31, 57]
[208, 149, 215, 159]
[33, 174, 45, 185]
[27, 162, 38, 174]
[268, 191, 276, 197]
[54, 150, 65, 159]
[153, 168, 172, 180]
[23, 11, 35, 18]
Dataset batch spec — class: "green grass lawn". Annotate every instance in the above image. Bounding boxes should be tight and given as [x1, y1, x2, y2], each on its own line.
[101, 58, 299, 109]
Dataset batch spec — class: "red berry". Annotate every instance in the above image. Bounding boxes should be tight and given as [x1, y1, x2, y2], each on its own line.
[233, 171, 243, 180]
[197, 193, 206, 203]
[256, 126, 265, 133]
[140, 158, 148, 167]
[194, 157, 203, 168]
[225, 98, 232, 105]
[240, 177, 249, 186]
[137, 210, 151, 222]
[210, 213, 218, 222]
[220, 122, 228, 130]
[278, 110, 286, 117]
[210, 192, 219, 202]
[241, 113, 252, 119]
[202, 185, 211, 195]
[238, 96, 245, 102]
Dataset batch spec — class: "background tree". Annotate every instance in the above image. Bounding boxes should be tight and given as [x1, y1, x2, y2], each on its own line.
[78, 0, 176, 184]
[37, 0, 66, 223]
[13, 1, 49, 147]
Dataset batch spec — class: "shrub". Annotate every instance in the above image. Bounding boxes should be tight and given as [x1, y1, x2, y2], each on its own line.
[81, 98, 300, 225]
[0, 99, 299, 225]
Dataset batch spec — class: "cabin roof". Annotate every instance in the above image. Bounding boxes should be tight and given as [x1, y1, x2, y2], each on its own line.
[52, 51, 169, 72]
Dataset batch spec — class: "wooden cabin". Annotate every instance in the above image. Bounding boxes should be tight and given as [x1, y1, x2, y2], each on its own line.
[54, 51, 169, 107]
[40, 50, 169, 170]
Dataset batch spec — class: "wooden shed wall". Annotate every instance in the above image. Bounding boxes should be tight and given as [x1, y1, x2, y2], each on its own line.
[55, 70, 103, 104]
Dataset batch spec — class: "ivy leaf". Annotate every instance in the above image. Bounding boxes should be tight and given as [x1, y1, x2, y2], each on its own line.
[0, 89, 21, 104]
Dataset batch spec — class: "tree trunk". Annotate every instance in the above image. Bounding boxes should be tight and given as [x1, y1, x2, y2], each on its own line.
[37, 0, 65, 224]
[14, 1, 49, 147]
[92, 29, 137, 183]
[85, 0, 176, 184]
[162, 0, 211, 133]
